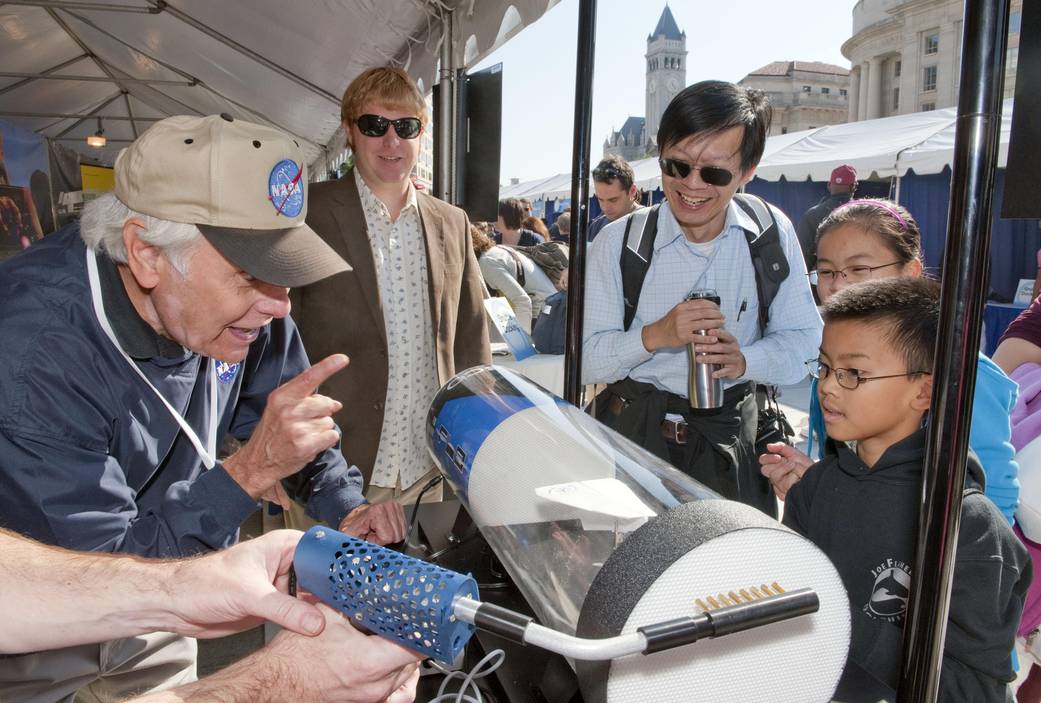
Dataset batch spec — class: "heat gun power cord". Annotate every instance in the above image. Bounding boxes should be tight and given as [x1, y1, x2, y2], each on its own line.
[425, 648, 505, 703]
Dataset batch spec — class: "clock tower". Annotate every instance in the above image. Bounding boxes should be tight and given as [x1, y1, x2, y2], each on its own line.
[644, 5, 687, 150]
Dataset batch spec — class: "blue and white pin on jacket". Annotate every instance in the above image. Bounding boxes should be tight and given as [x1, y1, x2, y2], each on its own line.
[268, 159, 304, 217]
[214, 359, 240, 384]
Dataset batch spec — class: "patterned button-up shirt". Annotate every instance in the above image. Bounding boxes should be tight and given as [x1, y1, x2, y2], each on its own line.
[355, 170, 440, 490]
[583, 199, 822, 394]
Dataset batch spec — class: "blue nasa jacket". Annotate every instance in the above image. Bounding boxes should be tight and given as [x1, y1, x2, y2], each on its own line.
[783, 428, 1030, 701]
[0, 225, 365, 557]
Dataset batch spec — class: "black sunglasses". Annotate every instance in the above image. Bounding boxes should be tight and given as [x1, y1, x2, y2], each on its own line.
[356, 114, 423, 139]
[658, 158, 734, 187]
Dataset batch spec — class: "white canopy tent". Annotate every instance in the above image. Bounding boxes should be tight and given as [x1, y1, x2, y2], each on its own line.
[501, 99, 1014, 202]
[0, 0, 557, 175]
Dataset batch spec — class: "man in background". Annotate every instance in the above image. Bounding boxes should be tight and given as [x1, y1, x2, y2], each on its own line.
[587, 155, 643, 243]
[294, 66, 489, 508]
[796, 164, 857, 271]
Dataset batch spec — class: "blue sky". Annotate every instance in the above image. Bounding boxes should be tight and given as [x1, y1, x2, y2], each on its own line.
[473, 0, 860, 184]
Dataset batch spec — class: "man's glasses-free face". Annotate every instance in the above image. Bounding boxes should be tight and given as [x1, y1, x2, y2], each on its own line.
[658, 158, 734, 187]
[356, 114, 423, 139]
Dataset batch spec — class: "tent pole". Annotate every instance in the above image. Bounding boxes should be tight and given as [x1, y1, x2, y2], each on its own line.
[435, 8, 458, 204]
[894, 175, 901, 204]
[562, 0, 597, 406]
[896, 0, 1010, 700]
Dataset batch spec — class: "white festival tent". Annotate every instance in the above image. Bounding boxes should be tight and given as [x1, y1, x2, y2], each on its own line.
[0, 0, 558, 175]
[503, 99, 1015, 202]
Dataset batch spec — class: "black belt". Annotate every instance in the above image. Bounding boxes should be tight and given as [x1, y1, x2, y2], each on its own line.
[660, 382, 754, 445]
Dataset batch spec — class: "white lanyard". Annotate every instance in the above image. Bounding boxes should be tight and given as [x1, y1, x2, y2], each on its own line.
[86, 249, 218, 469]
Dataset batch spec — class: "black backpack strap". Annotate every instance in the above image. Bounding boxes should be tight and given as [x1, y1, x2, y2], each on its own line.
[502, 246, 526, 287]
[733, 193, 789, 337]
[620, 204, 661, 331]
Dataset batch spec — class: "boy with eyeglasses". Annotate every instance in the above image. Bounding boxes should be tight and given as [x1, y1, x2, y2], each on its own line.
[291, 66, 489, 510]
[783, 276, 1029, 701]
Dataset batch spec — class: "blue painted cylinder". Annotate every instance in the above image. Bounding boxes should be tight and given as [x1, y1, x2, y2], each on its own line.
[293, 526, 479, 663]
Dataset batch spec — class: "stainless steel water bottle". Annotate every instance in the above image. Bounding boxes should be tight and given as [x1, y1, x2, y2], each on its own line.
[686, 289, 724, 409]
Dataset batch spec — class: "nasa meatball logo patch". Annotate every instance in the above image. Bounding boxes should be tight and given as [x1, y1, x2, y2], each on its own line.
[268, 159, 304, 217]
[214, 359, 240, 384]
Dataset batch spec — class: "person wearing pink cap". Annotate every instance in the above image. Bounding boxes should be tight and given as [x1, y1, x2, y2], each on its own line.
[796, 164, 858, 272]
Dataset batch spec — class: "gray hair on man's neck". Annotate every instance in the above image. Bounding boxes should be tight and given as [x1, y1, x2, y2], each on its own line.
[79, 193, 202, 276]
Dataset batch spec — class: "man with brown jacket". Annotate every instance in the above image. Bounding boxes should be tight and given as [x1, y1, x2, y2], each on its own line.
[291, 67, 489, 506]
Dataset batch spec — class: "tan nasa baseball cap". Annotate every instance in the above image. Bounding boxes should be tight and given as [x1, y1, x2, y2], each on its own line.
[114, 114, 350, 287]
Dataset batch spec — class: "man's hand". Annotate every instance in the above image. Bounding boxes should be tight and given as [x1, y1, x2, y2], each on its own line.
[224, 354, 349, 499]
[266, 605, 421, 703]
[130, 604, 423, 703]
[759, 442, 814, 501]
[642, 298, 725, 352]
[339, 502, 407, 545]
[694, 328, 747, 379]
[166, 530, 324, 639]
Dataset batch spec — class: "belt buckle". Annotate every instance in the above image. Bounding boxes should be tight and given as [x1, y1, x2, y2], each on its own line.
[663, 418, 687, 445]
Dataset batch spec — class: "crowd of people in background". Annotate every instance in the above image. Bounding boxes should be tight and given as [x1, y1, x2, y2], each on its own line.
[1, 56, 1038, 703]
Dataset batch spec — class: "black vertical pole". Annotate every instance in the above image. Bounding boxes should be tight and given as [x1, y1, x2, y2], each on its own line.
[897, 1, 1010, 700]
[563, 0, 596, 406]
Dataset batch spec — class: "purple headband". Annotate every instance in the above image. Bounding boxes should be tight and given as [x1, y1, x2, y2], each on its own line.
[832, 199, 909, 230]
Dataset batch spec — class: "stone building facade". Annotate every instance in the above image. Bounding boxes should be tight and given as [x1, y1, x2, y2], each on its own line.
[842, 0, 1023, 120]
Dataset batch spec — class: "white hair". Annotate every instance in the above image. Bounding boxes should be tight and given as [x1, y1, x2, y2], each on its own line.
[79, 193, 202, 275]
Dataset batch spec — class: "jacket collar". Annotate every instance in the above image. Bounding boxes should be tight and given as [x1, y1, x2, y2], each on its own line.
[326, 170, 445, 342]
[97, 252, 188, 360]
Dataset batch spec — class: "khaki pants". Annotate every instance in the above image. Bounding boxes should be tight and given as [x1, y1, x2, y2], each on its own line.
[265, 468, 445, 533]
[0, 633, 196, 703]
[365, 468, 444, 507]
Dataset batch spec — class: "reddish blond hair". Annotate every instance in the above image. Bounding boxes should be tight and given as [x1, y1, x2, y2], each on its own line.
[340, 66, 427, 127]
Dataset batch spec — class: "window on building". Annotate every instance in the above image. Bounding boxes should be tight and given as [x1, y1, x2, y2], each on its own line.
[781, 127, 788, 134]
[1011, 11, 1021, 35]
[821, 87, 830, 95]
[840, 88, 848, 97]
[894, 60, 902, 77]
[893, 87, 900, 111]
[802, 85, 812, 93]
[921, 102, 935, 112]
[922, 65, 937, 92]
[924, 32, 939, 55]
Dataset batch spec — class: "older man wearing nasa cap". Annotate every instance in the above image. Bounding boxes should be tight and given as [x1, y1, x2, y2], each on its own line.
[0, 114, 406, 701]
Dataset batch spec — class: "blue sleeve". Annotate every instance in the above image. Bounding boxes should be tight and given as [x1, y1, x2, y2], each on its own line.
[0, 427, 257, 557]
[229, 316, 365, 527]
[970, 354, 1020, 525]
[807, 377, 828, 461]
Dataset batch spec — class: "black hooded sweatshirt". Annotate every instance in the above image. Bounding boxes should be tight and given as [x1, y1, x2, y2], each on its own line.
[783, 427, 1031, 701]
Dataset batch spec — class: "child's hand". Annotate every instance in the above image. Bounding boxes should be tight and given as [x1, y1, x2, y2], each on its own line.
[759, 442, 813, 501]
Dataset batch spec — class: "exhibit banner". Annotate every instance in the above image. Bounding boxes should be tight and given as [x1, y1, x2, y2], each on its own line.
[0, 119, 50, 259]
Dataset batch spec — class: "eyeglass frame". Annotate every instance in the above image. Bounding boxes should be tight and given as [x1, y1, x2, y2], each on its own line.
[658, 157, 735, 187]
[805, 358, 931, 390]
[807, 261, 903, 286]
[355, 114, 423, 139]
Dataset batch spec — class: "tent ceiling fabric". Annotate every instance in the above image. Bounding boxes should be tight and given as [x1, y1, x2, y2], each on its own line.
[0, 0, 555, 171]
[502, 99, 1015, 202]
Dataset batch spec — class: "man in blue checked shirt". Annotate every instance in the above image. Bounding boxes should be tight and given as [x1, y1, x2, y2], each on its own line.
[584, 81, 822, 514]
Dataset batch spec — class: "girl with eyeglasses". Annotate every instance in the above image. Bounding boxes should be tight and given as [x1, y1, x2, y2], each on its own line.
[760, 198, 1020, 526]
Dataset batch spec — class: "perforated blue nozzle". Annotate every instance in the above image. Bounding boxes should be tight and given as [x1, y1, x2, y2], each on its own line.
[294, 526, 479, 663]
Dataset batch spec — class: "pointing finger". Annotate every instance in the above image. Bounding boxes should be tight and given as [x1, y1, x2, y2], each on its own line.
[278, 355, 349, 399]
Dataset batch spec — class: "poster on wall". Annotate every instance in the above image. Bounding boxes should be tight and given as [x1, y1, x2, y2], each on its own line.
[0, 119, 51, 260]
